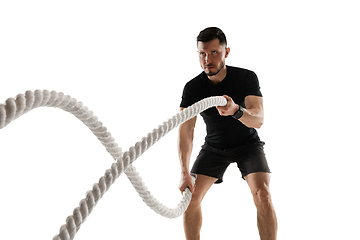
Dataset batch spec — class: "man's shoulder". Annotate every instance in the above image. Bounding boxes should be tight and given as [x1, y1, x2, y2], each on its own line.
[227, 66, 255, 76]
[180, 71, 207, 108]
[184, 71, 206, 88]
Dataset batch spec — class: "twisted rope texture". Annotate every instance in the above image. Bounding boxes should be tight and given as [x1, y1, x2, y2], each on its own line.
[0, 90, 227, 239]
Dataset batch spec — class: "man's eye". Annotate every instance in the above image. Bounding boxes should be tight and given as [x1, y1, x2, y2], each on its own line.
[212, 51, 217, 54]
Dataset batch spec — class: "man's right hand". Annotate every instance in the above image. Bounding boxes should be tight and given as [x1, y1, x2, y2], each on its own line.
[178, 172, 196, 194]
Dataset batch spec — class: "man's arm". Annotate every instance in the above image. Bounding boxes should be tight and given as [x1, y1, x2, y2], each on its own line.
[216, 95, 264, 129]
[178, 107, 197, 193]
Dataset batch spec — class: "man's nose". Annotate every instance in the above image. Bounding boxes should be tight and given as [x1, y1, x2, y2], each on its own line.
[205, 54, 212, 63]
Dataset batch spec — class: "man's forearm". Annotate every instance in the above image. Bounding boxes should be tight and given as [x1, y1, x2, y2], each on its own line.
[239, 107, 264, 129]
[177, 121, 196, 193]
[178, 131, 193, 174]
[177, 116, 196, 174]
[216, 95, 264, 129]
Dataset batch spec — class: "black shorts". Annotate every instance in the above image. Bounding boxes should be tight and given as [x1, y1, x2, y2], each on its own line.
[191, 141, 270, 184]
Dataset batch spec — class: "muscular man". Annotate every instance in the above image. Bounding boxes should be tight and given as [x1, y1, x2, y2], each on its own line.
[178, 27, 278, 240]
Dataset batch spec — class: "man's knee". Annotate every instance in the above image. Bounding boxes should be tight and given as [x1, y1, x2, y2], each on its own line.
[252, 187, 273, 212]
[187, 191, 204, 210]
[186, 174, 217, 212]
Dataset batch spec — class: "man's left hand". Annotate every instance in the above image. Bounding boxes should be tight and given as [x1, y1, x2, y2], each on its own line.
[216, 95, 239, 116]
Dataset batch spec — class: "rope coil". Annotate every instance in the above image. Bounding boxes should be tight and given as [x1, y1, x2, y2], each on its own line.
[0, 90, 227, 239]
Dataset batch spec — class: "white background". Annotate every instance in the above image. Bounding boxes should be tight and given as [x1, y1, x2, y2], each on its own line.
[0, 1, 359, 239]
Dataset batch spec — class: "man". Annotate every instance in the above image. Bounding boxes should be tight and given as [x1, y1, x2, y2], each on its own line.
[178, 27, 278, 240]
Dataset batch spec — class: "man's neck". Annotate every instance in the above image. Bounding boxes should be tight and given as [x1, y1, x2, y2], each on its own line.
[208, 65, 227, 85]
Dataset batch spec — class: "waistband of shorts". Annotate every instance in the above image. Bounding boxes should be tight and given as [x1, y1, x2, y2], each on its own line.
[204, 140, 264, 152]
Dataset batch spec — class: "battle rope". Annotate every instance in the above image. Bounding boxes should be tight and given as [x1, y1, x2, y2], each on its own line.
[0, 90, 227, 240]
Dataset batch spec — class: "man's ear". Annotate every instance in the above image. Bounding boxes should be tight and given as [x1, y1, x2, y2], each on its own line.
[225, 47, 230, 58]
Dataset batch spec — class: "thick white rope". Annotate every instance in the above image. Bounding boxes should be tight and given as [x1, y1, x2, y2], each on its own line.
[0, 90, 227, 239]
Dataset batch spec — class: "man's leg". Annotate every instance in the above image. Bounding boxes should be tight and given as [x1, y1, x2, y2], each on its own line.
[183, 174, 218, 240]
[245, 172, 278, 240]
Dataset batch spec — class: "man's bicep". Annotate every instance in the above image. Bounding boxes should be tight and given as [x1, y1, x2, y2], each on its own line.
[244, 95, 263, 110]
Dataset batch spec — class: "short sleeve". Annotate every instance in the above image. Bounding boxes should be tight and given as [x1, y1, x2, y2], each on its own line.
[180, 81, 197, 108]
[244, 71, 262, 97]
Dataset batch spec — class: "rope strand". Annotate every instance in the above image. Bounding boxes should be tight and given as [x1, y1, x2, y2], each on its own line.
[0, 90, 227, 239]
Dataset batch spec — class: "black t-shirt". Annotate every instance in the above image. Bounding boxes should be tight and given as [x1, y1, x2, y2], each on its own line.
[180, 66, 262, 150]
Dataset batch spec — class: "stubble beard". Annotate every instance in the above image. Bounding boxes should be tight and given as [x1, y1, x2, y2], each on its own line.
[205, 62, 225, 77]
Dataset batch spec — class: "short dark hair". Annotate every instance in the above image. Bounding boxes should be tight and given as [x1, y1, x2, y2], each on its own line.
[196, 27, 227, 46]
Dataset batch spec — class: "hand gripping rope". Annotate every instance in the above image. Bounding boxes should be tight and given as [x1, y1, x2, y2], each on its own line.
[0, 90, 227, 240]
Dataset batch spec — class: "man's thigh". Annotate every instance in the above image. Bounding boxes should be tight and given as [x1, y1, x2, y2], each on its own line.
[235, 142, 271, 179]
[244, 172, 271, 194]
[191, 174, 218, 203]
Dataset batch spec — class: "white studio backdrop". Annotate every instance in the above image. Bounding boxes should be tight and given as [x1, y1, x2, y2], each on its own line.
[0, 1, 359, 239]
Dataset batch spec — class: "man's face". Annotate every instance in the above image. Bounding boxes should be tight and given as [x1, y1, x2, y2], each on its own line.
[197, 38, 230, 76]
